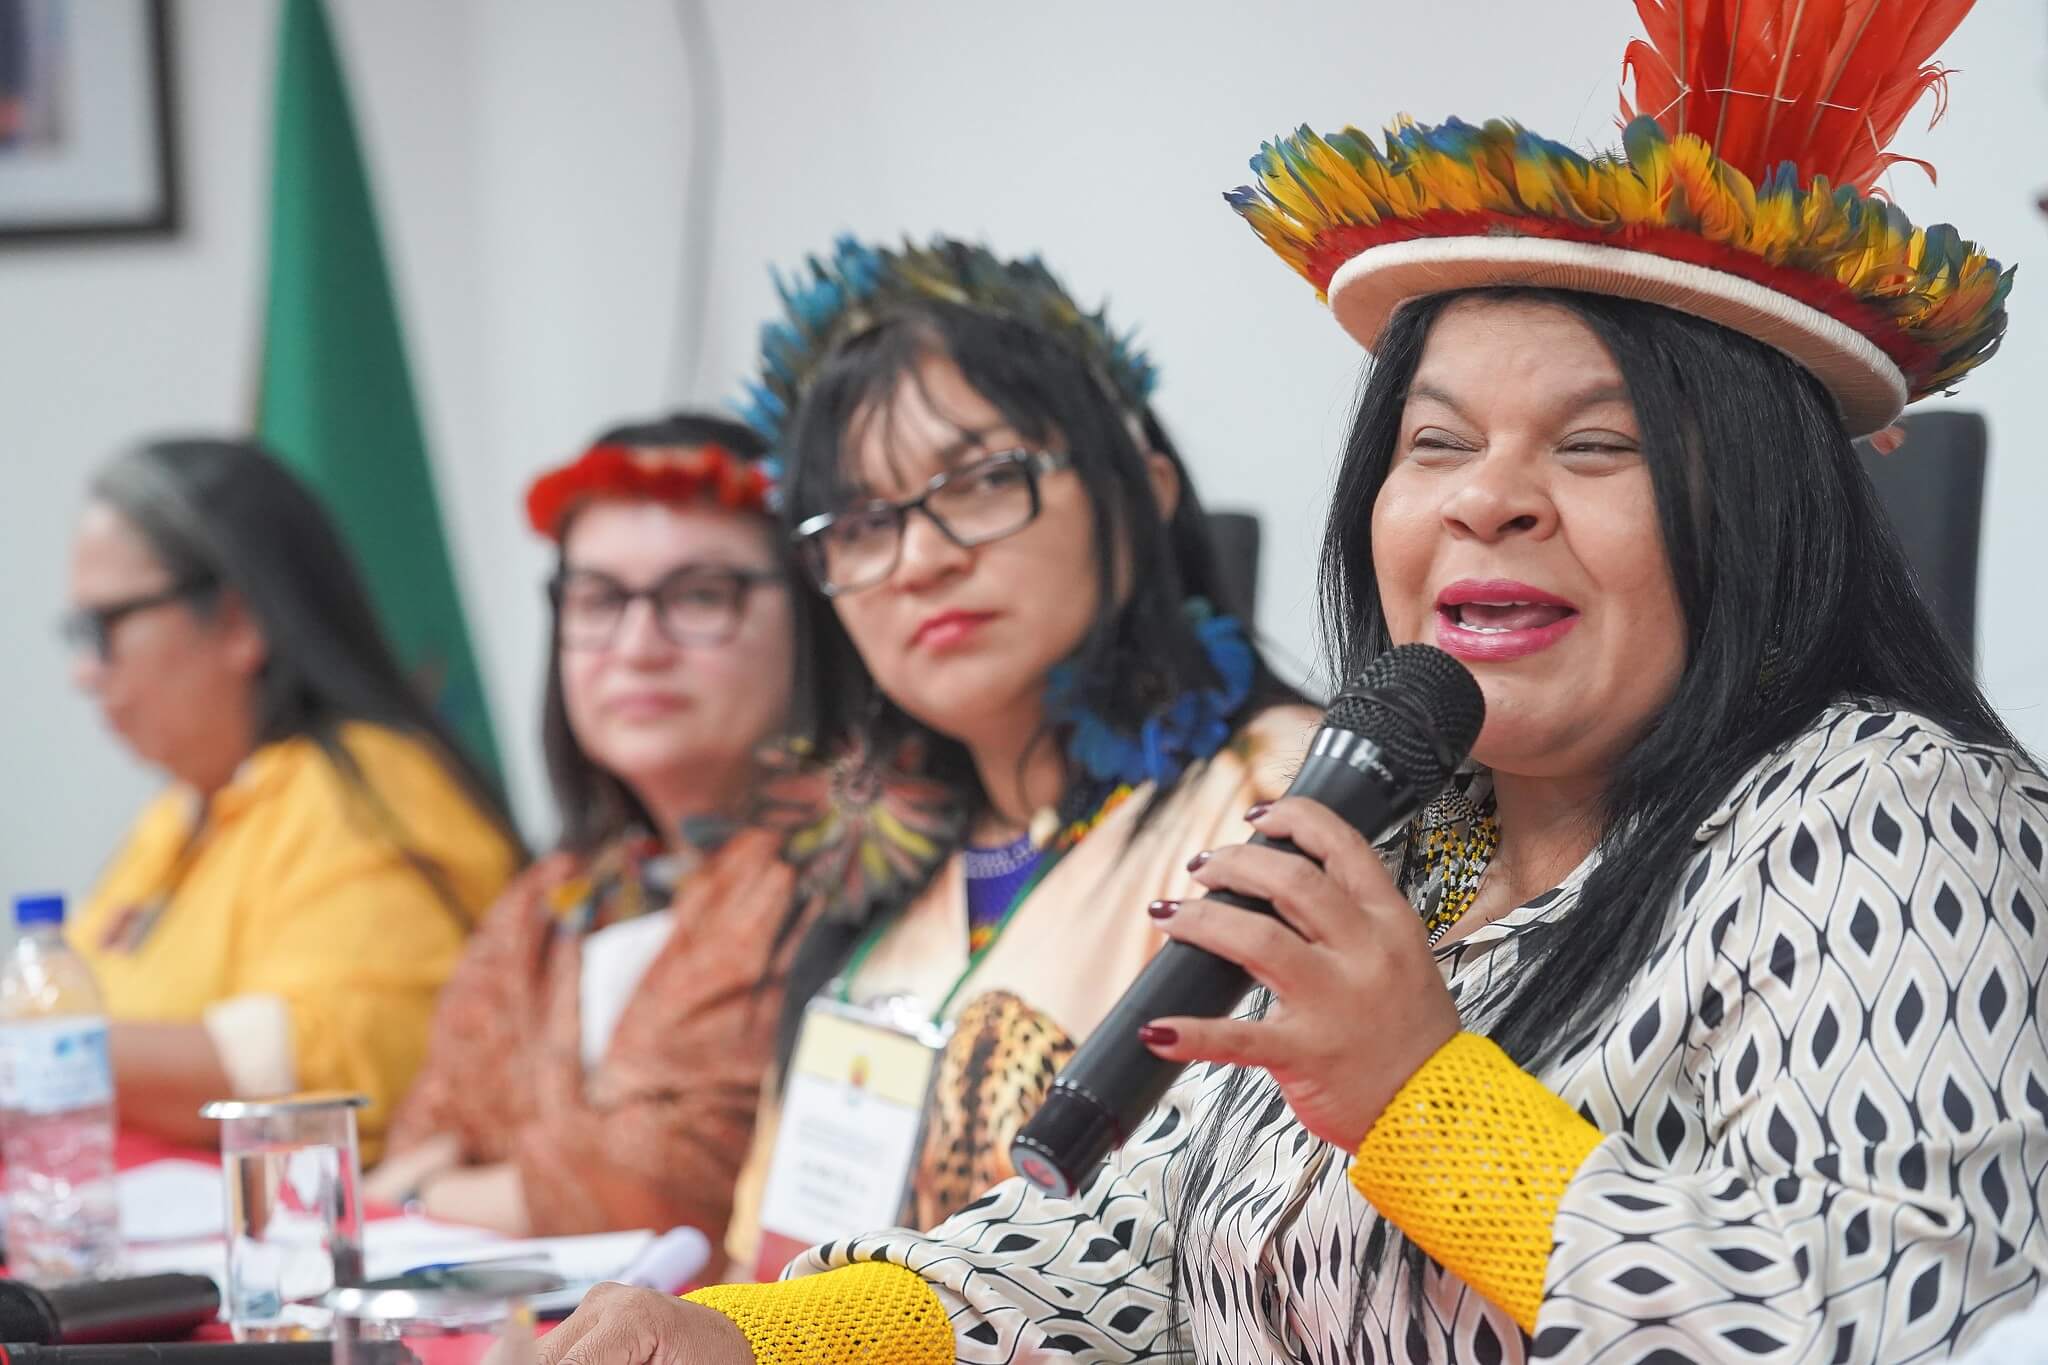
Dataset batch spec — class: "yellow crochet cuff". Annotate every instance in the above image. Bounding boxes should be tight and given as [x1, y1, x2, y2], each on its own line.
[685, 1261, 953, 1365]
[1350, 1031, 1603, 1334]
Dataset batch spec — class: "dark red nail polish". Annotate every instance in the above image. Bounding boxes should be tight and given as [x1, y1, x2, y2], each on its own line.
[1138, 1024, 1178, 1047]
[1246, 802, 1271, 821]
[1147, 899, 1179, 920]
[1187, 850, 1211, 872]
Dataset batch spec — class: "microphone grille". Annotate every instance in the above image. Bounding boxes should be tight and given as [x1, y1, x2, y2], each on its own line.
[1323, 645, 1486, 788]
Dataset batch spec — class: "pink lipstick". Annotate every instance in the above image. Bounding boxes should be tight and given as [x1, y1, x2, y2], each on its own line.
[910, 609, 998, 653]
[1434, 579, 1580, 662]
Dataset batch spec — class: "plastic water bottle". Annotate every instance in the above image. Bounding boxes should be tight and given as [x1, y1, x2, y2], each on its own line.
[0, 893, 121, 1283]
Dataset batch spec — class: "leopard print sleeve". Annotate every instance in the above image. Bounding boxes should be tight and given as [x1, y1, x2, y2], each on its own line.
[906, 989, 1077, 1231]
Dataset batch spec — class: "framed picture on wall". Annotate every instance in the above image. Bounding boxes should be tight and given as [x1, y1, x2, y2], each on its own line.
[0, 0, 178, 243]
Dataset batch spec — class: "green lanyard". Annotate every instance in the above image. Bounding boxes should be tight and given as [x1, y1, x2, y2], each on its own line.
[833, 784, 1133, 1022]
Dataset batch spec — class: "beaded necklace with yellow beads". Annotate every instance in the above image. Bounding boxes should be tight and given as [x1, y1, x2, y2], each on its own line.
[1412, 784, 1501, 947]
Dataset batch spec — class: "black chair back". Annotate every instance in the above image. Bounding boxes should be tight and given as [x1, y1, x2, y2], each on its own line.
[1858, 410, 1986, 665]
[1206, 511, 1262, 628]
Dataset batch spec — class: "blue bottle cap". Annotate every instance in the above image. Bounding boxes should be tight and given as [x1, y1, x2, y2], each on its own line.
[13, 893, 66, 928]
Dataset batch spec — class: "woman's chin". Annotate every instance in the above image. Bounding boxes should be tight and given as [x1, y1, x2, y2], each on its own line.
[884, 663, 1042, 744]
[1468, 712, 1583, 780]
[601, 737, 726, 786]
[890, 695, 990, 746]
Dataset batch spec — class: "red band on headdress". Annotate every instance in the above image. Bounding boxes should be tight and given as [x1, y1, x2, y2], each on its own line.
[1302, 212, 1941, 389]
[524, 443, 774, 541]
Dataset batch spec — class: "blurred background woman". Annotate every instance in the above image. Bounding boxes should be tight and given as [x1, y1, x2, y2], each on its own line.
[372, 413, 799, 1241]
[64, 438, 521, 1154]
[721, 237, 1316, 1276]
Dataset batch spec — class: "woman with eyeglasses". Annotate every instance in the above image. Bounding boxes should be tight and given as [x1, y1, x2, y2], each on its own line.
[716, 237, 1316, 1278]
[64, 438, 522, 1154]
[368, 413, 801, 1239]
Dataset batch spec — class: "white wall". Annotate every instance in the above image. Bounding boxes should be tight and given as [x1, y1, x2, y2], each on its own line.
[1, 0, 275, 900]
[3, 0, 2044, 900]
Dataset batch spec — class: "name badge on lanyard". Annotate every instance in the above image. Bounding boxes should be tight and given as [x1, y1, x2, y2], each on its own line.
[753, 995, 951, 1282]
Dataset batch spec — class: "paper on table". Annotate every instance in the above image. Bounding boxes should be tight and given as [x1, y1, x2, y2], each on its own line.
[362, 1221, 655, 1315]
[365, 1222, 654, 1284]
[116, 1160, 227, 1243]
[121, 1239, 227, 1283]
[359, 1215, 506, 1278]
[358, 1219, 654, 1279]
[123, 1210, 654, 1306]
[496, 1228, 655, 1315]
[508, 1229, 654, 1286]
[120, 1214, 508, 1283]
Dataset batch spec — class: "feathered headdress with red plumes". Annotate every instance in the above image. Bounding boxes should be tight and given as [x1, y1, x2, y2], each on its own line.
[1228, 0, 2011, 436]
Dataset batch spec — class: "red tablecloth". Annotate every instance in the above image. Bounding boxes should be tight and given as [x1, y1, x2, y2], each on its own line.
[112, 1131, 213, 1178]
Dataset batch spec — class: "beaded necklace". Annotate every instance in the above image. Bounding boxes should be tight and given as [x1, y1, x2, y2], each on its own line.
[1413, 785, 1502, 947]
[964, 832, 1041, 955]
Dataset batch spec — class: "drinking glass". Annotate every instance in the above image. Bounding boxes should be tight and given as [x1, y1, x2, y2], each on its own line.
[200, 1092, 368, 1341]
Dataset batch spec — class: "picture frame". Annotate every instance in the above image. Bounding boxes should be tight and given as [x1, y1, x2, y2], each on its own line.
[0, 0, 179, 244]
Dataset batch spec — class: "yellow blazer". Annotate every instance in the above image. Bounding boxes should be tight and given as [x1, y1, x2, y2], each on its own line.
[71, 723, 521, 1150]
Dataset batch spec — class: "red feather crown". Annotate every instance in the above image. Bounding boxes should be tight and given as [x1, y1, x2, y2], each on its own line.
[525, 443, 778, 542]
[1228, 0, 2011, 436]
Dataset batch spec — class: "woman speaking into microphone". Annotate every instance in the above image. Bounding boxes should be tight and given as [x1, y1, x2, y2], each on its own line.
[537, 4, 2046, 1359]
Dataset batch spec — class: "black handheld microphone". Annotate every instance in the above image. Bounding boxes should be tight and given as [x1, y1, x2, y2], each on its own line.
[1011, 643, 1486, 1197]
[0, 1279, 222, 1347]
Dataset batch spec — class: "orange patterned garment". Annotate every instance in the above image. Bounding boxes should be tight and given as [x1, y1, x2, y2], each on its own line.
[384, 827, 796, 1240]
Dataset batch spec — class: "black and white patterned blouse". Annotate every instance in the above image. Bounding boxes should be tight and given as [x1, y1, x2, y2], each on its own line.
[795, 703, 2048, 1361]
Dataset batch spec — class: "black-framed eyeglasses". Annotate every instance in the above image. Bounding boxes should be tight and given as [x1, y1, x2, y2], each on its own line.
[792, 448, 1074, 596]
[59, 579, 215, 663]
[549, 564, 785, 651]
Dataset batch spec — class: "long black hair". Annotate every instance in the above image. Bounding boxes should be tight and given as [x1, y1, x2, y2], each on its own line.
[90, 438, 521, 912]
[1175, 286, 2026, 1341]
[773, 299, 1304, 1068]
[538, 412, 783, 855]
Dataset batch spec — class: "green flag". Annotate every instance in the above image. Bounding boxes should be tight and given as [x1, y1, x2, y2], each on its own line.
[257, 0, 501, 783]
